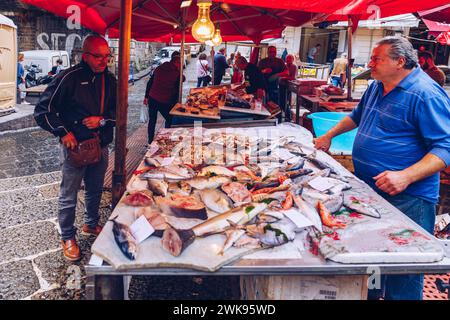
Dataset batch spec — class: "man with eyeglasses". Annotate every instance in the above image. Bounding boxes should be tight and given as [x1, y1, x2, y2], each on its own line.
[34, 35, 117, 261]
[315, 37, 450, 300]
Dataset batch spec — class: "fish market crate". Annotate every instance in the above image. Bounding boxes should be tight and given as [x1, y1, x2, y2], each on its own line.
[240, 275, 368, 300]
[332, 155, 354, 173]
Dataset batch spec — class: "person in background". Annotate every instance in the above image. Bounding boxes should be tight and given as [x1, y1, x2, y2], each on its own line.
[34, 35, 117, 261]
[314, 36, 450, 300]
[214, 47, 229, 85]
[330, 53, 348, 88]
[231, 52, 243, 84]
[144, 51, 185, 143]
[307, 44, 321, 64]
[418, 51, 446, 87]
[227, 53, 235, 70]
[235, 56, 266, 99]
[278, 53, 298, 122]
[285, 54, 298, 80]
[196, 53, 210, 88]
[258, 45, 288, 103]
[17, 53, 29, 104]
[281, 48, 288, 61]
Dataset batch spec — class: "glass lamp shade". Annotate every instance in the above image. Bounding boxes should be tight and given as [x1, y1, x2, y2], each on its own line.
[191, 1, 215, 43]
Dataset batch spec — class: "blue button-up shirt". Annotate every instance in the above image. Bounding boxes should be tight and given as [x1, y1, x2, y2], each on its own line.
[349, 67, 450, 203]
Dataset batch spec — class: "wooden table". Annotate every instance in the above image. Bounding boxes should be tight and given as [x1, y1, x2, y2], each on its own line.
[318, 100, 359, 112]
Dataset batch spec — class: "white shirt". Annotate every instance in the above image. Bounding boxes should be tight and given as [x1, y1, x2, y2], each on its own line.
[197, 60, 209, 78]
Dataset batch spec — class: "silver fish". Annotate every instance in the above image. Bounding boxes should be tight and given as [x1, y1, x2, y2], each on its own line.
[186, 176, 230, 190]
[219, 226, 246, 255]
[343, 195, 381, 219]
[111, 219, 138, 260]
[293, 195, 323, 232]
[247, 221, 296, 247]
[199, 165, 236, 177]
[302, 188, 343, 213]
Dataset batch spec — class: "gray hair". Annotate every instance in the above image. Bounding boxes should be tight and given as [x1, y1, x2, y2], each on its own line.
[375, 36, 417, 69]
[236, 56, 248, 65]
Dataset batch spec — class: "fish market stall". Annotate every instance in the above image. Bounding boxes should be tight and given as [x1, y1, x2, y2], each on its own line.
[87, 123, 450, 300]
[170, 85, 272, 124]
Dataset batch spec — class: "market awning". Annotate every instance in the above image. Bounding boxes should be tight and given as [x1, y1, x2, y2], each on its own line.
[422, 18, 450, 37]
[20, 0, 319, 44]
[418, 4, 450, 24]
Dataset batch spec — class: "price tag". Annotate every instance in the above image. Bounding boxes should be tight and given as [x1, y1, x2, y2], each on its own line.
[129, 215, 155, 244]
[283, 208, 314, 229]
[308, 176, 333, 192]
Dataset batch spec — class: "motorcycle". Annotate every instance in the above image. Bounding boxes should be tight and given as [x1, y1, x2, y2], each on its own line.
[24, 64, 54, 88]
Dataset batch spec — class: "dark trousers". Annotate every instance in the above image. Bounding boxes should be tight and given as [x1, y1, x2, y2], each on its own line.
[214, 74, 224, 85]
[197, 76, 209, 88]
[278, 82, 291, 122]
[147, 96, 173, 143]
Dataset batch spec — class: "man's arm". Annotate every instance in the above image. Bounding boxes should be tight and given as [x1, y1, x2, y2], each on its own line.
[314, 116, 357, 151]
[34, 72, 70, 138]
[374, 154, 446, 196]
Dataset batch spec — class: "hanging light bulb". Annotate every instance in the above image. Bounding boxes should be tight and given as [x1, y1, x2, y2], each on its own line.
[191, 0, 215, 43]
[210, 25, 222, 46]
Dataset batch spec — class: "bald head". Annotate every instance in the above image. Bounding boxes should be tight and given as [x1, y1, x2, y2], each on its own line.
[82, 35, 111, 73]
[82, 35, 108, 53]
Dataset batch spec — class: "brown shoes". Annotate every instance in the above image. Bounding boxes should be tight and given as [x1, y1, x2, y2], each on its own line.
[81, 224, 103, 236]
[61, 239, 81, 261]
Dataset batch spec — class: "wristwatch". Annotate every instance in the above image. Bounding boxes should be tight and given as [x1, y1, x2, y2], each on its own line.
[99, 118, 106, 127]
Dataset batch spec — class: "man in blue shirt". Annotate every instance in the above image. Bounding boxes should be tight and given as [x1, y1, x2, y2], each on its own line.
[213, 47, 229, 85]
[315, 37, 450, 300]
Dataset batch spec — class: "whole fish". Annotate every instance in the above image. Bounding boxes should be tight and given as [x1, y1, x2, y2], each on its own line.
[161, 203, 267, 256]
[343, 195, 381, 219]
[199, 189, 233, 214]
[186, 176, 230, 190]
[111, 219, 138, 260]
[219, 226, 246, 255]
[306, 151, 338, 174]
[293, 195, 323, 232]
[302, 188, 343, 213]
[317, 201, 346, 229]
[199, 165, 236, 177]
[247, 221, 296, 247]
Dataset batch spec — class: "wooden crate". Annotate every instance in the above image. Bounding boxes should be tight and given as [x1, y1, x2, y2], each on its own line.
[332, 154, 354, 173]
[241, 275, 368, 300]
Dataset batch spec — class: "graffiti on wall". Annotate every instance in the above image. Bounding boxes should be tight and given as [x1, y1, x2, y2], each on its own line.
[36, 5, 85, 58]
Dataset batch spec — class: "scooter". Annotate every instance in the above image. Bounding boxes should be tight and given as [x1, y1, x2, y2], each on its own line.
[24, 64, 54, 88]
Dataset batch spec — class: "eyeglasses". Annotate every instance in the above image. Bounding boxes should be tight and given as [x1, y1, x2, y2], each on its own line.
[85, 52, 113, 61]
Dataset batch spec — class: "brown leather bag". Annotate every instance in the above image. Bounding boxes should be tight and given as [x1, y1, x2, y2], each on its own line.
[67, 74, 105, 167]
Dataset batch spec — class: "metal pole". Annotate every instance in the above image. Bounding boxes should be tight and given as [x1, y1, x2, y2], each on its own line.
[211, 47, 215, 85]
[112, 0, 132, 207]
[179, 27, 185, 103]
[347, 16, 353, 101]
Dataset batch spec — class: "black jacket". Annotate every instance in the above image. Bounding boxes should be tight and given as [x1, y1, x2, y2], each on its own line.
[34, 60, 117, 147]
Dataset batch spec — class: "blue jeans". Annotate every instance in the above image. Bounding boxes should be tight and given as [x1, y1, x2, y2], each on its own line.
[368, 193, 436, 300]
[197, 76, 209, 88]
[58, 146, 109, 240]
[331, 75, 342, 88]
[307, 57, 314, 64]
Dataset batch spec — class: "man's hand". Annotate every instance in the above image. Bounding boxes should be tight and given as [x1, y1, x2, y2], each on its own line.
[313, 134, 332, 152]
[61, 132, 78, 150]
[374, 170, 412, 196]
[143, 98, 148, 105]
[261, 68, 272, 74]
[82, 116, 103, 129]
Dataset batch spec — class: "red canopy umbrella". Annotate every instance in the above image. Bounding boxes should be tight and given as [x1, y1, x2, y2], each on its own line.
[418, 4, 450, 24]
[21, 0, 317, 43]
